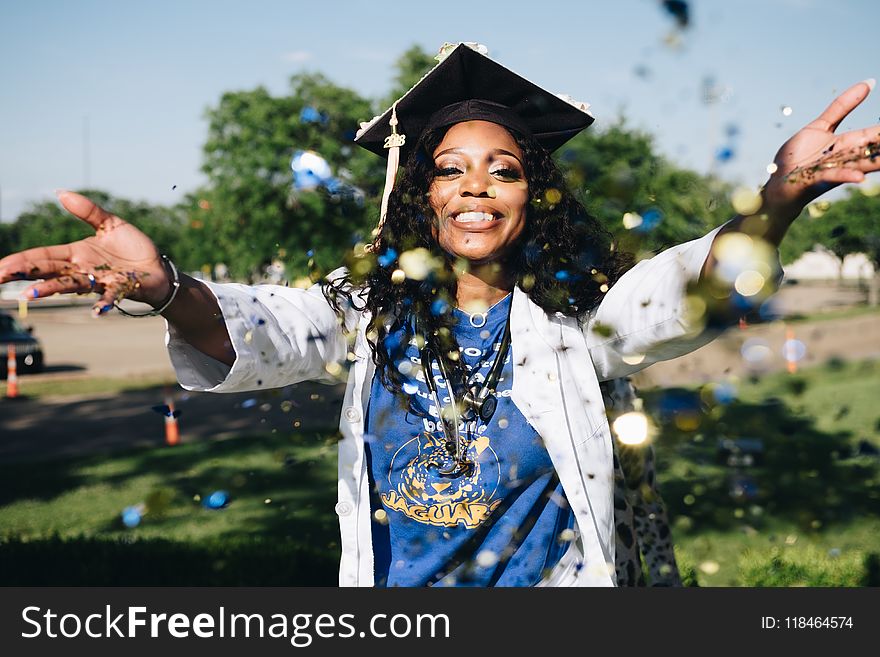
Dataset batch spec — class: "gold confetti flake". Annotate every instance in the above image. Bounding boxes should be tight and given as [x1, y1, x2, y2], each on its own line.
[734, 270, 766, 297]
[731, 187, 763, 215]
[698, 560, 720, 575]
[475, 550, 499, 568]
[612, 412, 650, 445]
[622, 353, 646, 365]
[622, 212, 643, 230]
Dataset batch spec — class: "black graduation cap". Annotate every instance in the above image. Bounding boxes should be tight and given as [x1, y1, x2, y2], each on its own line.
[354, 42, 595, 162]
[356, 42, 595, 242]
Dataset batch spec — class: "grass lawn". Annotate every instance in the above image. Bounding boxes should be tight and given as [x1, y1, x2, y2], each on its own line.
[640, 358, 880, 586]
[12, 374, 178, 399]
[1, 359, 877, 586]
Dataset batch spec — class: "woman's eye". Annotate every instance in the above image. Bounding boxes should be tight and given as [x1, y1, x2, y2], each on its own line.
[435, 166, 461, 177]
[491, 168, 521, 180]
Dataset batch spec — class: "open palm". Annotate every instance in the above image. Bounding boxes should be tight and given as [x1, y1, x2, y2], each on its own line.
[0, 191, 169, 314]
[764, 80, 879, 219]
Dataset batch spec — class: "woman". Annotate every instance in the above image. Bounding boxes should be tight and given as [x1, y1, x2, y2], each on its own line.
[0, 43, 876, 586]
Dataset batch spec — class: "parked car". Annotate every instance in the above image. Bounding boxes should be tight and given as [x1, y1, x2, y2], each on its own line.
[0, 311, 44, 377]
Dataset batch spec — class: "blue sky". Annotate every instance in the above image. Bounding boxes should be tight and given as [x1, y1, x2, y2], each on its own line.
[1, 0, 877, 221]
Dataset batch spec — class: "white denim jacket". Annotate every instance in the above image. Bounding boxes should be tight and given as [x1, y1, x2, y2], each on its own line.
[166, 224, 748, 587]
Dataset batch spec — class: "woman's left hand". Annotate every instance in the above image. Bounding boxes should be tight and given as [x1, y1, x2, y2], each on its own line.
[761, 79, 879, 225]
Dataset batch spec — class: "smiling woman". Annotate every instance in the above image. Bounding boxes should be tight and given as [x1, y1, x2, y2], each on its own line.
[0, 42, 878, 588]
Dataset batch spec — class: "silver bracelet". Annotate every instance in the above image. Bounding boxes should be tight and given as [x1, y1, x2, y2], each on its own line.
[114, 255, 181, 317]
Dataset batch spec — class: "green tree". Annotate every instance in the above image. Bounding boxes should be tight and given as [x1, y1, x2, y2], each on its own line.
[383, 44, 437, 105]
[10, 190, 184, 261]
[200, 75, 384, 279]
[0, 221, 21, 259]
[784, 189, 880, 303]
[557, 122, 733, 256]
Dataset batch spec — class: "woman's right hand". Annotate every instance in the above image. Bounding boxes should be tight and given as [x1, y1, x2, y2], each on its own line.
[0, 191, 171, 316]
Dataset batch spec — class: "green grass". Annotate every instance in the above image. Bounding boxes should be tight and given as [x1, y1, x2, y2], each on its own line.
[736, 359, 880, 443]
[641, 358, 880, 586]
[14, 374, 177, 399]
[2, 359, 878, 585]
[0, 431, 340, 543]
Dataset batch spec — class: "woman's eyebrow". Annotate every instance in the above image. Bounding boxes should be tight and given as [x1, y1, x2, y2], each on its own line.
[434, 147, 524, 164]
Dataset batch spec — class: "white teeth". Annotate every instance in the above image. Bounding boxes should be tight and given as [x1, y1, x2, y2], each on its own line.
[455, 212, 496, 223]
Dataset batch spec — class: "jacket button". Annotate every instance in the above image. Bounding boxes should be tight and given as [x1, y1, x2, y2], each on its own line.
[343, 407, 361, 423]
[335, 501, 353, 516]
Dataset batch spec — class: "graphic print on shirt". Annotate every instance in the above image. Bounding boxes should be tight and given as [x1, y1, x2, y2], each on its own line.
[379, 342, 506, 529]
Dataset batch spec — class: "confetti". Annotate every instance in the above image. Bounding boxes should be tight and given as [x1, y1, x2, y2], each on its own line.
[398, 248, 441, 281]
[203, 490, 230, 510]
[741, 338, 772, 364]
[299, 106, 328, 125]
[121, 504, 144, 528]
[860, 182, 880, 197]
[661, 0, 690, 29]
[786, 140, 880, 184]
[558, 528, 576, 542]
[638, 208, 663, 232]
[731, 187, 763, 215]
[241, 398, 258, 409]
[475, 550, 499, 568]
[622, 212, 643, 230]
[766, 162, 778, 174]
[18, 299, 27, 319]
[612, 411, 650, 445]
[807, 201, 830, 218]
[782, 338, 807, 362]
[734, 270, 766, 297]
[698, 560, 720, 575]
[390, 269, 406, 284]
[291, 150, 333, 190]
[715, 146, 735, 163]
[781, 105, 793, 116]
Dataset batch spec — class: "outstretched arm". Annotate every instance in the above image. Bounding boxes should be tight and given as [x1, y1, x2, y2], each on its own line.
[703, 79, 878, 277]
[0, 191, 234, 365]
[589, 80, 878, 380]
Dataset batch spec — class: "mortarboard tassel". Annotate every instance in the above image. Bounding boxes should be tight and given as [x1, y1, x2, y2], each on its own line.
[374, 102, 405, 248]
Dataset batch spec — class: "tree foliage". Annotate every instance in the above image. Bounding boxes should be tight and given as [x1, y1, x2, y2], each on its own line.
[781, 189, 880, 268]
[9, 190, 185, 261]
[198, 74, 383, 278]
[557, 123, 733, 256]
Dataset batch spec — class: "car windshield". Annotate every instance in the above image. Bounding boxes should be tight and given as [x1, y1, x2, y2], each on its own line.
[0, 314, 26, 334]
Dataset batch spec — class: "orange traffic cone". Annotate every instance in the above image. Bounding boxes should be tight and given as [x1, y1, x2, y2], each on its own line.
[164, 393, 180, 446]
[784, 326, 798, 374]
[6, 344, 18, 398]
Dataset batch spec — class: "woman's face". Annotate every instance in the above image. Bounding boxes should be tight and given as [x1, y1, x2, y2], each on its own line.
[428, 120, 529, 266]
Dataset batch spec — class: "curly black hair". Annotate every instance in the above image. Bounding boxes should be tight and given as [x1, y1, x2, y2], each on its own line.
[324, 124, 633, 396]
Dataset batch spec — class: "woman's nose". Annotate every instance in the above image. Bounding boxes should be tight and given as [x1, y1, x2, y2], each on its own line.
[459, 169, 492, 197]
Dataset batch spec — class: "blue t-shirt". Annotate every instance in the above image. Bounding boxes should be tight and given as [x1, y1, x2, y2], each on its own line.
[365, 294, 574, 587]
